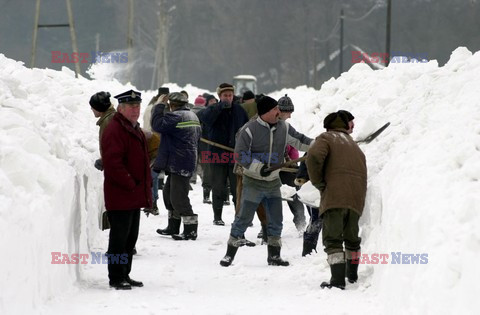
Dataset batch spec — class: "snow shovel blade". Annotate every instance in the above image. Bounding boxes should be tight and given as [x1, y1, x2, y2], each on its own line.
[356, 122, 390, 144]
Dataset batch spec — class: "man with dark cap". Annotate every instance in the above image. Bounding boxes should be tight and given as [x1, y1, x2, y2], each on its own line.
[306, 110, 366, 290]
[152, 92, 201, 240]
[90, 91, 116, 172]
[197, 83, 249, 226]
[240, 90, 257, 119]
[90, 91, 116, 230]
[220, 96, 313, 267]
[101, 89, 152, 289]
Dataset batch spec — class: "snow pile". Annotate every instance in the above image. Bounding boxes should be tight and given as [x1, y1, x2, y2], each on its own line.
[1, 47, 479, 314]
[274, 47, 480, 313]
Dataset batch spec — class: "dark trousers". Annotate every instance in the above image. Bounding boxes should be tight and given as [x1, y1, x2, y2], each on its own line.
[211, 164, 237, 211]
[304, 206, 322, 243]
[200, 159, 212, 191]
[280, 171, 306, 228]
[107, 209, 140, 283]
[163, 174, 194, 219]
[322, 208, 361, 255]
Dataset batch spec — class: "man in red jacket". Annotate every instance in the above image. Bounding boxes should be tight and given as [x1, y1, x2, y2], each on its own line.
[101, 89, 152, 290]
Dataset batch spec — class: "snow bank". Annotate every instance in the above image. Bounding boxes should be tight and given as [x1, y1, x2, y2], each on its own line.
[274, 47, 480, 313]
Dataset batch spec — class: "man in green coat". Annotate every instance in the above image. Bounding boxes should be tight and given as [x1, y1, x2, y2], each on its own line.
[306, 110, 367, 290]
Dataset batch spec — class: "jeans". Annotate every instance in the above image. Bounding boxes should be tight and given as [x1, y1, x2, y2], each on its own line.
[231, 179, 283, 238]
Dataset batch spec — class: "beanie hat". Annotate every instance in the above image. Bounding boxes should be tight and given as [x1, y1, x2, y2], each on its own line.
[323, 112, 348, 130]
[278, 94, 294, 112]
[168, 92, 188, 104]
[216, 83, 235, 96]
[337, 110, 354, 121]
[89, 91, 111, 112]
[205, 94, 217, 105]
[257, 96, 278, 116]
[194, 95, 206, 106]
[242, 90, 255, 101]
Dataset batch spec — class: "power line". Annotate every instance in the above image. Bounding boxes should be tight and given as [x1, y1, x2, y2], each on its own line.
[315, 18, 340, 43]
[344, 2, 380, 22]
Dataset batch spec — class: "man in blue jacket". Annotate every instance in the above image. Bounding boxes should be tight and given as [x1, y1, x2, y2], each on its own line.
[197, 83, 249, 225]
[151, 92, 202, 240]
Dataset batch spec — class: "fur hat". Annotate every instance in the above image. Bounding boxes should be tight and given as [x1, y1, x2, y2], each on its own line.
[323, 112, 349, 130]
[337, 110, 354, 121]
[89, 91, 111, 112]
[278, 94, 294, 112]
[205, 94, 217, 105]
[216, 83, 235, 96]
[257, 96, 278, 116]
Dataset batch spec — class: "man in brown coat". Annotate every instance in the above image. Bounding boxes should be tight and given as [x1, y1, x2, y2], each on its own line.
[101, 89, 152, 290]
[306, 110, 367, 290]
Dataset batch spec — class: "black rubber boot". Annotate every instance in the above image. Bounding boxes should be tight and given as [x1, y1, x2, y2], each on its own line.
[203, 188, 212, 204]
[156, 213, 181, 236]
[346, 259, 359, 283]
[302, 240, 318, 257]
[267, 245, 289, 266]
[220, 244, 239, 267]
[321, 263, 346, 290]
[172, 215, 198, 240]
[213, 208, 224, 225]
[261, 224, 268, 245]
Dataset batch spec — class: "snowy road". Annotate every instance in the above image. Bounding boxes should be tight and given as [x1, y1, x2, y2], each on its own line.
[40, 182, 379, 315]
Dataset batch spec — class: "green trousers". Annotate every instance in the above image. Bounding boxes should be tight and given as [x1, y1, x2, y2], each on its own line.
[322, 208, 361, 255]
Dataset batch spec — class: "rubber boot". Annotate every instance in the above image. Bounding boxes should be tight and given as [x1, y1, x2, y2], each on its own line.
[156, 212, 181, 236]
[203, 188, 212, 204]
[220, 236, 242, 267]
[267, 245, 289, 266]
[321, 263, 346, 290]
[172, 215, 198, 240]
[213, 208, 225, 226]
[321, 252, 346, 290]
[302, 240, 317, 256]
[346, 259, 359, 283]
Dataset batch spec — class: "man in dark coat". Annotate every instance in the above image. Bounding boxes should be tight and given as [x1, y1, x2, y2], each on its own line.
[306, 110, 367, 290]
[101, 89, 152, 290]
[152, 92, 202, 240]
[197, 83, 249, 225]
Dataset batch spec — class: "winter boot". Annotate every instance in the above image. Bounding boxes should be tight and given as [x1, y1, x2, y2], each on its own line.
[346, 259, 359, 283]
[267, 236, 289, 266]
[321, 253, 346, 290]
[302, 240, 318, 256]
[241, 235, 256, 247]
[158, 177, 164, 190]
[213, 208, 225, 226]
[203, 188, 212, 204]
[219, 236, 243, 267]
[172, 215, 198, 240]
[267, 245, 289, 266]
[156, 212, 181, 236]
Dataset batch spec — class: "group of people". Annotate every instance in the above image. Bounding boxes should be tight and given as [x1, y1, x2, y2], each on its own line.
[89, 82, 367, 291]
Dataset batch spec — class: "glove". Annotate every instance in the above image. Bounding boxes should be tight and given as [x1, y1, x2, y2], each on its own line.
[260, 164, 272, 177]
[94, 159, 103, 171]
[219, 101, 231, 109]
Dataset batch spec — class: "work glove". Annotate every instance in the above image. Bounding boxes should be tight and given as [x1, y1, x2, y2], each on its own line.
[260, 164, 272, 177]
[94, 159, 103, 171]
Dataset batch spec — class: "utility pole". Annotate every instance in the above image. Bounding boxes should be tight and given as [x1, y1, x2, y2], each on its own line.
[66, 0, 80, 77]
[385, 0, 392, 66]
[127, 0, 134, 82]
[339, 8, 344, 76]
[31, 0, 80, 77]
